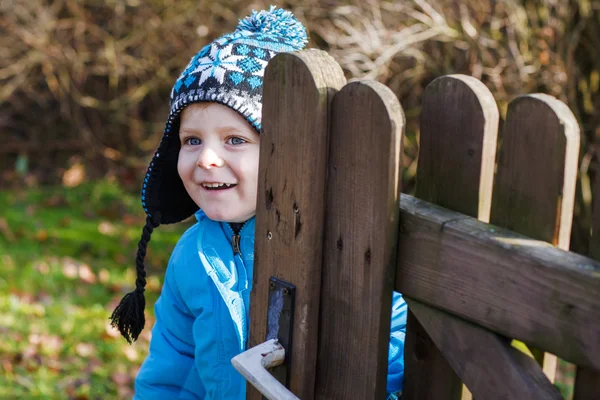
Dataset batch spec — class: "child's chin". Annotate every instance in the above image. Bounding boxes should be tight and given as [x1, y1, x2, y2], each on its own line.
[203, 209, 251, 223]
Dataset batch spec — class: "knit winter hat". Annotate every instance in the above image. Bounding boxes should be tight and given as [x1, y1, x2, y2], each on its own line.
[110, 6, 308, 343]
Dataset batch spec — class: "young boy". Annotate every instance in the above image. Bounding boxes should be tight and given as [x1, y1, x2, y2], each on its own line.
[110, 7, 407, 399]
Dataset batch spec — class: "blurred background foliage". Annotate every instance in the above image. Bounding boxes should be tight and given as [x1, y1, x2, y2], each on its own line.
[1, 0, 599, 250]
[1, 0, 599, 397]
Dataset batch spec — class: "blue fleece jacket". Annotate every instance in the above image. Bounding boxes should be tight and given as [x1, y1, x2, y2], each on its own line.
[134, 210, 406, 398]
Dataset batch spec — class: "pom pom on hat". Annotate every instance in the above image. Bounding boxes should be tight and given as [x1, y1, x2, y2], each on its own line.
[236, 6, 308, 50]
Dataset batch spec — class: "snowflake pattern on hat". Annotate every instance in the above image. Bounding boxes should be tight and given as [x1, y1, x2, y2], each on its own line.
[168, 6, 308, 132]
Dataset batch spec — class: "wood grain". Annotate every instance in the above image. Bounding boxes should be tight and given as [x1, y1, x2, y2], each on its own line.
[314, 81, 404, 399]
[404, 74, 499, 400]
[407, 299, 563, 400]
[396, 193, 600, 370]
[249, 49, 346, 400]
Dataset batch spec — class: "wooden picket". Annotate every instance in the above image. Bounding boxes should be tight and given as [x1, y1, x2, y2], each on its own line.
[248, 49, 346, 400]
[315, 81, 404, 399]
[403, 74, 499, 400]
[247, 49, 600, 400]
[490, 94, 580, 382]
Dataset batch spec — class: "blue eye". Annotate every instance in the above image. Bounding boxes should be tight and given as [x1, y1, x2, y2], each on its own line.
[228, 137, 246, 145]
[186, 137, 201, 146]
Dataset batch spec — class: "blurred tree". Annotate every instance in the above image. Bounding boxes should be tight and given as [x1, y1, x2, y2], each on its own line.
[1, 0, 598, 251]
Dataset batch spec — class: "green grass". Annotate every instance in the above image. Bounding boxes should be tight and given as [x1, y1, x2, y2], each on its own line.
[0, 179, 192, 399]
[0, 180, 577, 399]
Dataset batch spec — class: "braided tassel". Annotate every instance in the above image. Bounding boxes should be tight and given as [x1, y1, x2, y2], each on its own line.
[110, 215, 159, 343]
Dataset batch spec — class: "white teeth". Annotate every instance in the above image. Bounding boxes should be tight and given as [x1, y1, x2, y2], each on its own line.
[202, 183, 234, 188]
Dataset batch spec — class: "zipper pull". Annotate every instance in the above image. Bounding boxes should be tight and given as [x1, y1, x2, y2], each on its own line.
[232, 234, 242, 256]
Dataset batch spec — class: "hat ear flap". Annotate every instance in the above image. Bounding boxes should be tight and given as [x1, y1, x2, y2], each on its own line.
[159, 133, 199, 224]
[144, 131, 199, 225]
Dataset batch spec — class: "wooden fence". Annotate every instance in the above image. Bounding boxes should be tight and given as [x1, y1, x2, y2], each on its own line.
[247, 49, 600, 399]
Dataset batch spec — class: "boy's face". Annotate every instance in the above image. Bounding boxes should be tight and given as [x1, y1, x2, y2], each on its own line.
[177, 102, 260, 223]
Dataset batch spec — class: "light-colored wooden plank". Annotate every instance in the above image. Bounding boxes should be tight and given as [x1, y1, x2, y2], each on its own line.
[396, 193, 600, 370]
[573, 178, 600, 399]
[406, 299, 563, 400]
[315, 81, 404, 399]
[249, 49, 346, 400]
[404, 74, 499, 400]
[491, 93, 580, 382]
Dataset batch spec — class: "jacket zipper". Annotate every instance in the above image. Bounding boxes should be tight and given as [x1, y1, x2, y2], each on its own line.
[232, 234, 242, 256]
[227, 221, 248, 256]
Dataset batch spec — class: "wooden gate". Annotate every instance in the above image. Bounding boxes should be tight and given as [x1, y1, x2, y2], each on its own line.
[246, 49, 600, 400]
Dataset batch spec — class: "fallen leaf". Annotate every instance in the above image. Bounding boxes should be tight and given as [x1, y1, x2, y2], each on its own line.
[62, 259, 78, 279]
[62, 163, 85, 187]
[122, 345, 139, 362]
[2, 360, 13, 373]
[78, 264, 96, 284]
[104, 321, 121, 339]
[40, 335, 63, 354]
[75, 343, 96, 358]
[98, 269, 110, 283]
[22, 343, 37, 359]
[36, 229, 49, 242]
[98, 221, 116, 236]
[34, 261, 50, 275]
[29, 333, 42, 345]
[145, 276, 161, 293]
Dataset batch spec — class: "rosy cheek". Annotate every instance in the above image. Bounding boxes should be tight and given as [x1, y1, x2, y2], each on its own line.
[177, 152, 189, 178]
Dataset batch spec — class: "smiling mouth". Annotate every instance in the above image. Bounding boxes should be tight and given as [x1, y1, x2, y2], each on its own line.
[201, 182, 237, 191]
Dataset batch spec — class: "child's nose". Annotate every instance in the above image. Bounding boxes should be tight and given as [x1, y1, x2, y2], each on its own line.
[197, 147, 224, 169]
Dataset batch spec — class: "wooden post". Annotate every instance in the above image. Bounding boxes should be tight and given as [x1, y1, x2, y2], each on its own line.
[402, 74, 499, 400]
[315, 81, 404, 399]
[490, 94, 580, 383]
[573, 177, 600, 399]
[249, 49, 346, 400]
